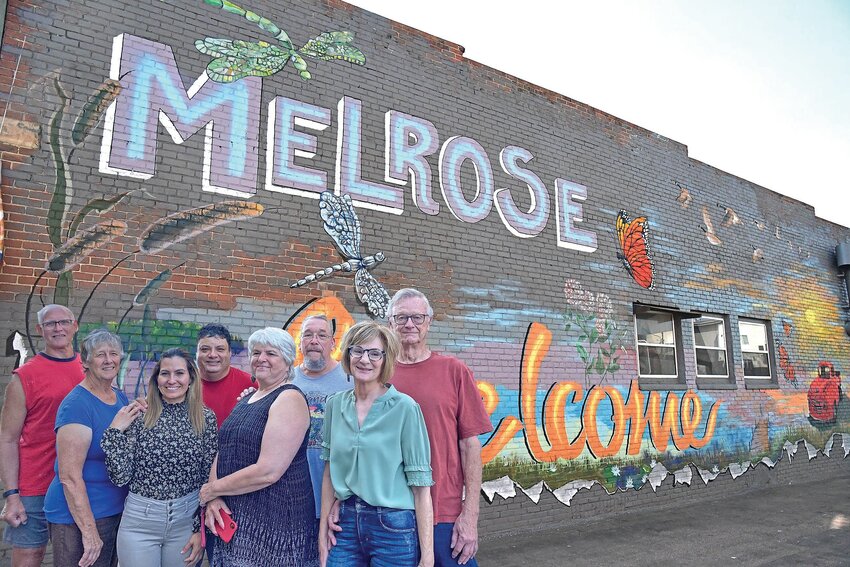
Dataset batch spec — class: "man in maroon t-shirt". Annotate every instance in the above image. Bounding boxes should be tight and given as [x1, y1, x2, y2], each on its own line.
[388, 288, 493, 567]
[1, 305, 84, 567]
[196, 324, 253, 428]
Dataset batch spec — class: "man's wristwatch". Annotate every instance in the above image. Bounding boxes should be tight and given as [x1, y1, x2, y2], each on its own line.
[2, 489, 20, 498]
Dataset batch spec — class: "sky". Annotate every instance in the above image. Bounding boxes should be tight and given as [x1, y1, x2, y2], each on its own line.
[346, 0, 850, 229]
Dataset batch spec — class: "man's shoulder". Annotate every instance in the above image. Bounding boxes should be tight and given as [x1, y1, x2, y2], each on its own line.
[14, 352, 80, 372]
[293, 363, 349, 387]
[398, 353, 472, 378]
[228, 367, 252, 381]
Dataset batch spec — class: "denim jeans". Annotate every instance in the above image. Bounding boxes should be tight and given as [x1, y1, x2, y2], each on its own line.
[116, 490, 199, 567]
[2, 495, 48, 548]
[327, 496, 419, 567]
[433, 523, 479, 567]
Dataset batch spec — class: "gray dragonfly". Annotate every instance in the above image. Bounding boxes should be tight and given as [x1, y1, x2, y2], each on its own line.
[290, 192, 390, 318]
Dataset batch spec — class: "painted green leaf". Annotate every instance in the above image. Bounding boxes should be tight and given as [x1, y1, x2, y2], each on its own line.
[609, 363, 620, 373]
[595, 356, 605, 374]
[576, 344, 588, 363]
[54, 271, 72, 306]
[47, 78, 71, 249]
[589, 328, 599, 344]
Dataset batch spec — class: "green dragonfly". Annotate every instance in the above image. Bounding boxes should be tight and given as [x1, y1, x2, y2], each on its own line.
[196, 0, 366, 83]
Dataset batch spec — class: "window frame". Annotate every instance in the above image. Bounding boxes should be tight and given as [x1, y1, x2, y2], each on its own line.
[634, 304, 693, 390]
[739, 317, 779, 389]
[693, 315, 736, 390]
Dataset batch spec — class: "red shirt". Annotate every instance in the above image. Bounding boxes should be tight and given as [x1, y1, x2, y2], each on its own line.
[201, 366, 253, 428]
[392, 353, 493, 523]
[14, 353, 85, 495]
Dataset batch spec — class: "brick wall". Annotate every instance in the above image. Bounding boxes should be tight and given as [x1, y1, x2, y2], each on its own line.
[0, 0, 848, 561]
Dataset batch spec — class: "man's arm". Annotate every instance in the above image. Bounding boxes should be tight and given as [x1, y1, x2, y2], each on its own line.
[0, 377, 27, 527]
[451, 435, 483, 565]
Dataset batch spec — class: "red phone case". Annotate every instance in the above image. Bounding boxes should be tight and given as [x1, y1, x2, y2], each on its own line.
[217, 509, 238, 543]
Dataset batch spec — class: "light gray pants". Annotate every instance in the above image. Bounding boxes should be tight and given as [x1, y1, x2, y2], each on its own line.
[117, 490, 199, 567]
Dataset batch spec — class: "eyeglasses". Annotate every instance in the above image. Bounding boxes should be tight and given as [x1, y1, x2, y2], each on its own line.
[389, 314, 429, 326]
[42, 319, 75, 329]
[348, 346, 385, 361]
[302, 332, 332, 342]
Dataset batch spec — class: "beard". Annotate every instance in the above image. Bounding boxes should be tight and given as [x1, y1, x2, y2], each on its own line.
[303, 355, 328, 372]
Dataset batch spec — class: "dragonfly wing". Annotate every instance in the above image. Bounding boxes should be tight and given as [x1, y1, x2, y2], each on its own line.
[300, 31, 366, 65]
[319, 192, 362, 259]
[195, 39, 287, 82]
[355, 269, 390, 319]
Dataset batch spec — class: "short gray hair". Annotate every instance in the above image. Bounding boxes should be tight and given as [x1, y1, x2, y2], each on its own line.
[387, 288, 434, 319]
[300, 314, 331, 335]
[247, 327, 296, 381]
[80, 329, 124, 367]
[37, 304, 74, 325]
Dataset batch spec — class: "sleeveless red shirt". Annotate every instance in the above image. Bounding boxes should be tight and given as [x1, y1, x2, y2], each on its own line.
[14, 353, 85, 495]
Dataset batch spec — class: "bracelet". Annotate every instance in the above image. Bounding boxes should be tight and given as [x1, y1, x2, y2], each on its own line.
[2, 489, 20, 498]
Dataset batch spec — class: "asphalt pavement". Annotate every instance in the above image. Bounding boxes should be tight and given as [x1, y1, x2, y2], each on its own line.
[477, 472, 850, 567]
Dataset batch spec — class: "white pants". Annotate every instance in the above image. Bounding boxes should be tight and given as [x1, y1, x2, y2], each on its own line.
[117, 490, 199, 567]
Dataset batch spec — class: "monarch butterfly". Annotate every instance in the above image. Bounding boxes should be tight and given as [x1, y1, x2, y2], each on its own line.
[616, 210, 655, 289]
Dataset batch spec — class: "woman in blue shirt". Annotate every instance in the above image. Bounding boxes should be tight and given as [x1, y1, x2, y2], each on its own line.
[43, 329, 131, 567]
[318, 321, 434, 567]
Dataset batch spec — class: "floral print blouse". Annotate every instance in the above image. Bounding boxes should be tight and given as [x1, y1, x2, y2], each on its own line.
[101, 400, 217, 529]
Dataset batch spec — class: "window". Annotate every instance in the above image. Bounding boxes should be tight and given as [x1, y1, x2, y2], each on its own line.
[693, 316, 736, 389]
[739, 318, 777, 388]
[633, 303, 698, 389]
[636, 313, 678, 378]
[694, 317, 728, 376]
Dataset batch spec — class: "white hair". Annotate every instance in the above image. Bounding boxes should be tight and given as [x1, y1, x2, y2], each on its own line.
[386, 288, 434, 319]
[247, 327, 296, 381]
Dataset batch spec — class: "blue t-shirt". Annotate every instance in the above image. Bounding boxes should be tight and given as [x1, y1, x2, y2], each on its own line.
[43, 385, 130, 524]
[291, 363, 351, 517]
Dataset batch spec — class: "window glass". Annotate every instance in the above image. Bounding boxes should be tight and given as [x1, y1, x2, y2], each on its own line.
[740, 320, 771, 378]
[636, 313, 677, 377]
[694, 317, 728, 377]
[636, 313, 675, 345]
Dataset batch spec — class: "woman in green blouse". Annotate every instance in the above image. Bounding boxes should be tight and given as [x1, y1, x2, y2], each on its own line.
[318, 321, 434, 567]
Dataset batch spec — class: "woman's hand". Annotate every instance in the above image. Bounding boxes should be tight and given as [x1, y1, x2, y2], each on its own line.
[199, 480, 218, 506]
[236, 387, 256, 402]
[79, 526, 103, 567]
[108, 399, 145, 432]
[181, 532, 203, 564]
[203, 497, 230, 537]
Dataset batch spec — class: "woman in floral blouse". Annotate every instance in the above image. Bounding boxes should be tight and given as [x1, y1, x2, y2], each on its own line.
[101, 348, 217, 567]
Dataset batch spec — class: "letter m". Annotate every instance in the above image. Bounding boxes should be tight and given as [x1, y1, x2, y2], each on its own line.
[100, 34, 262, 196]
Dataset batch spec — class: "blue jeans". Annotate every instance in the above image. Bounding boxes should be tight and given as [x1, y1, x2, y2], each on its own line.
[327, 496, 419, 567]
[434, 523, 479, 567]
[2, 495, 48, 548]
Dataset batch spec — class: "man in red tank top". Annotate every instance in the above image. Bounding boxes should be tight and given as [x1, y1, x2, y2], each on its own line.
[196, 323, 254, 428]
[1, 305, 84, 567]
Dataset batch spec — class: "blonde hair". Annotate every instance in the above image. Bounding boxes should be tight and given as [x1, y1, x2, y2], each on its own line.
[144, 349, 205, 436]
[340, 321, 399, 384]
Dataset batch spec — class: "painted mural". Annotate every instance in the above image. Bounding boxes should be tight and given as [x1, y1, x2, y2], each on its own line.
[290, 191, 390, 318]
[0, 0, 848, 520]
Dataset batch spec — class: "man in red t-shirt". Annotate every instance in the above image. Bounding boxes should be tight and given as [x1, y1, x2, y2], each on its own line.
[196, 324, 253, 428]
[388, 288, 493, 567]
[1, 305, 84, 567]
